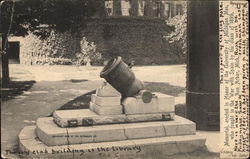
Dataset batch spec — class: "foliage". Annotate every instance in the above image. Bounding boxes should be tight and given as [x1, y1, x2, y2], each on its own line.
[20, 31, 78, 65]
[19, 31, 101, 65]
[165, 2, 187, 56]
[76, 37, 102, 66]
[1, 0, 105, 37]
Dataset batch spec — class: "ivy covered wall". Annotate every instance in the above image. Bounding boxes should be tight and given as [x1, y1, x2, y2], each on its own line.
[17, 17, 186, 65]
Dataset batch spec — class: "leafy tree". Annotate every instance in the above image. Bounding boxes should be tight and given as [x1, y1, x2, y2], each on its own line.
[1, 0, 106, 37]
[1, 0, 105, 86]
[19, 30, 77, 65]
[164, 2, 187, 57]
[76, 37, 102, 66]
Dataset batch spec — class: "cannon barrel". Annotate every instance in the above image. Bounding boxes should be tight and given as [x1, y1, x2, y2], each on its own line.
[100, 56, 145, 97]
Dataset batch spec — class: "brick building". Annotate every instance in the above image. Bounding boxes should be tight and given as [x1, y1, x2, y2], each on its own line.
[104, 0, 184, 18]
[17, 0, 186, 65]
[80, 0, 185, 65]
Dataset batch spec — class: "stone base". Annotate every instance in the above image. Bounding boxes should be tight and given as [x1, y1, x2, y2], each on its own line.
[53, 109, 98, 127]
[91, 94, 121, 106]
[90, 102, 123, 115]
[36, 116, 196, 146]
[96, 82, 121, 97]
[122, 93, 175, 115]
[53, 109, 174, 127]
[19, 126, 206, 159]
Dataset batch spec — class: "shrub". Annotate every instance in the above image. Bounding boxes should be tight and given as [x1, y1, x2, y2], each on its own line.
[165, 2, 187, 59]
[20, 31, 102, 65]
[76, 37, 102, 66]
[34, 57, 73, 65]
[20, 30, 78, 65]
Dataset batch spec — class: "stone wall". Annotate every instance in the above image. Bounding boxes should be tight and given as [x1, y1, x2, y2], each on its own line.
[16, 17, 186, 65]
[82, 17, 183, 65]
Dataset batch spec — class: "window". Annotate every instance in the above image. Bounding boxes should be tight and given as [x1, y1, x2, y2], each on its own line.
[105, 0, 113, 16]
[121, 0, 130, 16]
[176, 4, 183, 15]
[164, 3, 170, 18]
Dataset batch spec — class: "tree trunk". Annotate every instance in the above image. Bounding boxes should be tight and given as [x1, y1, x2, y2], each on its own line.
[1, 33, 9, 88]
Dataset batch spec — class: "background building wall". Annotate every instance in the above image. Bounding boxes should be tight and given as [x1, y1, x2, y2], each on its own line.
[81, 17, 181, 65]
[14, 0, 186, 65]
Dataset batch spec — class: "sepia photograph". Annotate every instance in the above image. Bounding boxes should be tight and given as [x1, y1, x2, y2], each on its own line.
[1, 0, 248, 159]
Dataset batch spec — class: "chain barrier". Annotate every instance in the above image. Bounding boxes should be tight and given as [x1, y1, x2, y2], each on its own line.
[186, 90, 219, 95]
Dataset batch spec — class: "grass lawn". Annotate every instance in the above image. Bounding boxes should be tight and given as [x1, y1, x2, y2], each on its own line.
[144, 81, 185, 96]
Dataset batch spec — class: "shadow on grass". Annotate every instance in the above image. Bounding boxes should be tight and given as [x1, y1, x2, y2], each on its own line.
[64, 79, 88, 83]
[56, 81, 185, 112]
[56, 90, 96, 111]
[1, 80, 36, 101]
[144, 81, 185, 97]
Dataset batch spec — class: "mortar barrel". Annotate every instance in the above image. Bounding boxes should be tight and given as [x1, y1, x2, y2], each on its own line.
[100, 56, 144, 97]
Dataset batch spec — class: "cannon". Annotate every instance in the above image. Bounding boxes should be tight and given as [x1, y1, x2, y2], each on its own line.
[53, 57, 175, 127]
[100, 56, 153, 103]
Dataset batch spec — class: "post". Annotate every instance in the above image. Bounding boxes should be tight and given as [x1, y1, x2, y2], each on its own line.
[130, 0, 139, 16]
[144, 0, 154, 17]
[1, 33, 9, 87]
[0, 0, 10, 87]
[186, 0, 220, 130]
[113, 0, 122, 16]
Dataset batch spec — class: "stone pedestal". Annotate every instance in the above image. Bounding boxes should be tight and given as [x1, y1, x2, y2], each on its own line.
[91, 94, 121, 106]
[89, 82, 123, 115]
[36, 115, 196, 146]
[18, 83, 206, 158]
[19, 115, 205, 159]
[90, 102, 123, 115]
[96, 82, 121, 97]
[123, 92, 175, 114]
[53, 109, 174, 127]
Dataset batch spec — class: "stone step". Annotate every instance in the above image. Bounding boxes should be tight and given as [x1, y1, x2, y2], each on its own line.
[19, 126, 206, 159]
[36, 116, 196, 146]
[53, 109, 174, 127]
[122, 92, 175, 115]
